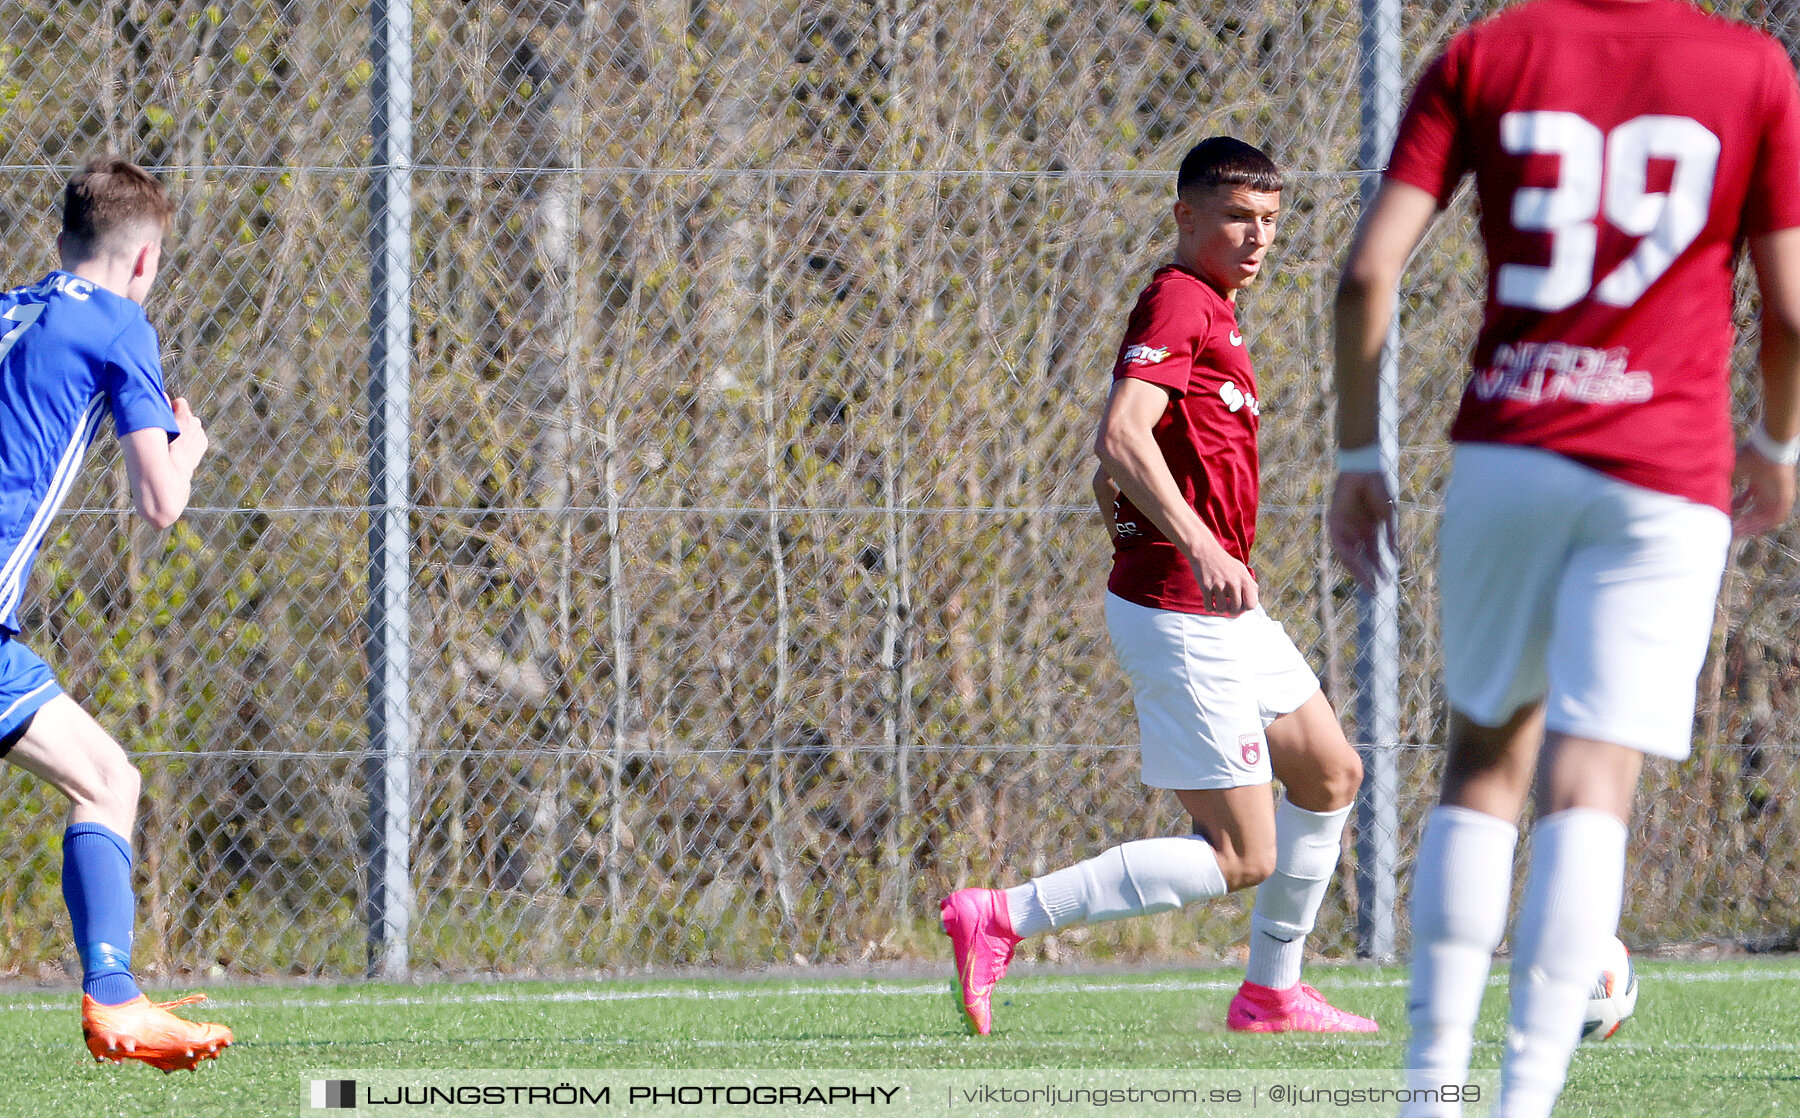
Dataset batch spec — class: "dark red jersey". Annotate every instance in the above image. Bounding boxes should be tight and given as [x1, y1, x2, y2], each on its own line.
[1107, 265, 1262, 615]
[1385, 0, 1800, 511]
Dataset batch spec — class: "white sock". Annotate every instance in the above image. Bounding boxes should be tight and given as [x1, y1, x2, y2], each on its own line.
[1404, 805, 1520, 1118]
[1004, 835, 1227, 937]
[1004, 883, 1053, 938]
[1497, 808, 1627, 1118]
[1245, 794, 1350, 990]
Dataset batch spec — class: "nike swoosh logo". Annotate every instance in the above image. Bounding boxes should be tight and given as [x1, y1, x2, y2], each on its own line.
[1229, 331, 1244, 346]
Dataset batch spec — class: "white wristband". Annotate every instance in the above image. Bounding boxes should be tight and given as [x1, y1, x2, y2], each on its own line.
[1748, 423, 1800, 466]
[1337, 443, 1384, 474]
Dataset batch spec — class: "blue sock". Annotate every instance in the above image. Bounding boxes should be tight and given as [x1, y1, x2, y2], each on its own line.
[62, 823, 141, 1006]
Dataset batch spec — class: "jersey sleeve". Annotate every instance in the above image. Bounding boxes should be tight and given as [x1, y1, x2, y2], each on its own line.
[1111, 280, 1210, 397]
[1744, 41, 1800, 237]
[1383, 44, 1471, 207]
[103, 318, 180, 439]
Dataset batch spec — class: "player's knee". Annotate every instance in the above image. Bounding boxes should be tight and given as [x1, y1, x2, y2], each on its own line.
[1217, 845, 1276, 891]
[89, 753, 141, 820]
[1322, 750, 1364, 808]
[1284, 746, 1363, 812]
[1233, 855, 1275, 892]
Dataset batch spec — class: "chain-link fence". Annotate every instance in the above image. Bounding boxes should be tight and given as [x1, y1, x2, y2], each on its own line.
[3, 0, 1800, 984]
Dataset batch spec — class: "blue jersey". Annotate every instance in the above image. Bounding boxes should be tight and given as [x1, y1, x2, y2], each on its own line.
[0, 271, 179, 636]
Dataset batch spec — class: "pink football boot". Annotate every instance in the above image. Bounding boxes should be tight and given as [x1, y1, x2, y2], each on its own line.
[1226, 980, 1380, 1033]
[939, 888, 1021, 1036]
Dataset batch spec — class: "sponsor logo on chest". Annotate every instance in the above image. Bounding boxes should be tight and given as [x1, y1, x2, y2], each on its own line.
[1218, 380, 1260, 416]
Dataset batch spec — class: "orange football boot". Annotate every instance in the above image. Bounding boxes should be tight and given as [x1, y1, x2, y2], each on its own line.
[81, 993, 232, 1072]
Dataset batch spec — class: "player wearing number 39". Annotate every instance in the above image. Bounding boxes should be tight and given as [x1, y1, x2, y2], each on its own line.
[0, 158, 229, 1070]
[1332, 2, 1800, 1116]
[941, 138, 1377, 1037]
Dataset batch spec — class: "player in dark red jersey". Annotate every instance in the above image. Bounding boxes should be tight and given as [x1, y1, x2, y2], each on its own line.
[940, 137, 1376, 1038]
[1331, 2, 1800, 1115]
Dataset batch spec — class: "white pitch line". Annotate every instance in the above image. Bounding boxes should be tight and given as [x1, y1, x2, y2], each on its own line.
[6, 964, 1799, 1014]
[1635, 967, 1800, 985]
[570, 1036, 1800, 1054]
[574, 1036, 1402, 1051]
[1605, 1041, 1800, 1054]
[0, 977, 1302, 1012]
[5, 1031, 1796, 1057]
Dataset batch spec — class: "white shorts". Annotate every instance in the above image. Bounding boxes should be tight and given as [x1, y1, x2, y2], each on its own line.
[1104, 591, 1320, 790]
[1440, 443, 1730, 760]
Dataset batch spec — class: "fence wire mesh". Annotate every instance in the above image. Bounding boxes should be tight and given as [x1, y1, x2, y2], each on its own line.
[3, 0, 1800, 984]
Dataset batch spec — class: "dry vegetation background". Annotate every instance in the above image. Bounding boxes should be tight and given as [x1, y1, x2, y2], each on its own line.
[0, 0, 1797, 979]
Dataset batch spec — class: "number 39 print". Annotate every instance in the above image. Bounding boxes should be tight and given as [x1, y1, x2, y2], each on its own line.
[1497, 111, 1719, 312]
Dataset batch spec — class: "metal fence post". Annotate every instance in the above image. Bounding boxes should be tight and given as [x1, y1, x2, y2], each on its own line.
[1354, 0, 1403, 964]
[365, 0, 414, 979]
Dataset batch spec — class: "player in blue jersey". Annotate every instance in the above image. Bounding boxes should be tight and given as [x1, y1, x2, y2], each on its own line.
[0, 158, 229, 1071]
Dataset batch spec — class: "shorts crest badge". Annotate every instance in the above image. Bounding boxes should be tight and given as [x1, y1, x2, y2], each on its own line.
[1239, 733, 1263, 768]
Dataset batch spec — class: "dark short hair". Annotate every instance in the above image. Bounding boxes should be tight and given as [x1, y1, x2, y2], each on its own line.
[1176, 137, 1283, 196]
[62, 157, 173, 262]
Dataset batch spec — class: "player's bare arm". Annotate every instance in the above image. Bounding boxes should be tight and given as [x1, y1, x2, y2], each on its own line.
[121, 396, 207, 530]
[1094, 375, 1258, 614]
[1091, 464, 1122, 545]
[1734, 226, 1800, 536]
[1328, 178, 1439, 589]
[1, 158, 232, 1070]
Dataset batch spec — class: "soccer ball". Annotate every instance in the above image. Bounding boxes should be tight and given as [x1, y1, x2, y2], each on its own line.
[1581, 936, 1638, 1041]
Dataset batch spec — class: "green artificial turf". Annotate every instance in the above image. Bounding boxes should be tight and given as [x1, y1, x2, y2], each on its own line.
[0, 958, 1793, 1116]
